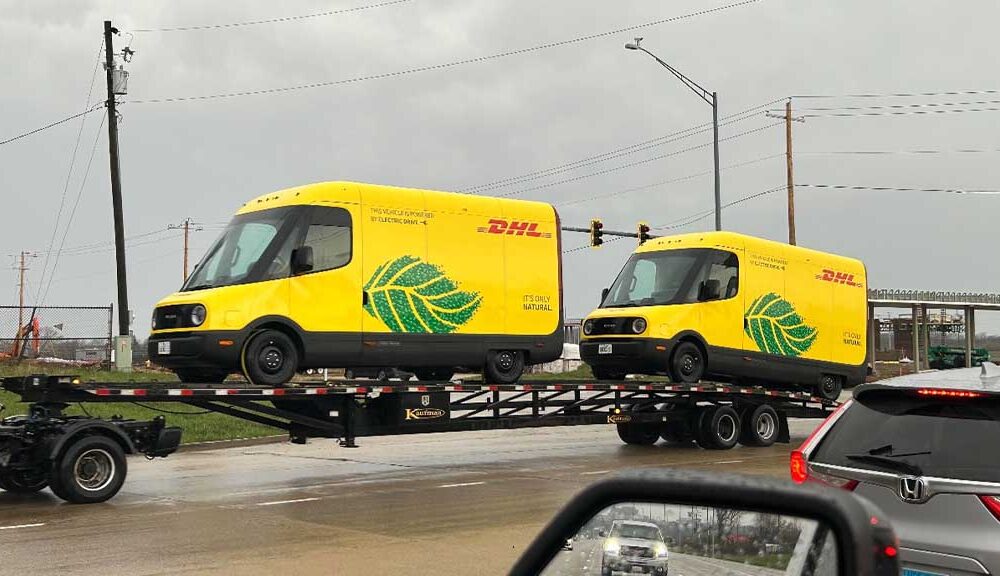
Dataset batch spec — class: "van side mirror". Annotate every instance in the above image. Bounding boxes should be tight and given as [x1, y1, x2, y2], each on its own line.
[698, 279, 721, 301]
[291, 246, 314, 275]
[601, 288, 610, 303]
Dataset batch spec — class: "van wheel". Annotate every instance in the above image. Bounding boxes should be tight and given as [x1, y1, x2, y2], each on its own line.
[242, 329, 299, 386]
[592, 367, 627, 381]
[484, 350, 524, 384]
[739, 404, 779, 447]
[815, 375, 843, 401]
[175, 369, 229, 384]
[50, 435, 127, 504]
[697, 406, 740, 450]
[670, 341, 705, 383]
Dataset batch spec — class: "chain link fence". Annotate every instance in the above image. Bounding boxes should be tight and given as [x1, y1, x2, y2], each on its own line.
[0, 305, 113, 365]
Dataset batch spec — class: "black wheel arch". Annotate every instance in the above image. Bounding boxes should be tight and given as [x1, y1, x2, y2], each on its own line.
[47, 421, 136, 462]
[245, 316, 307, 361]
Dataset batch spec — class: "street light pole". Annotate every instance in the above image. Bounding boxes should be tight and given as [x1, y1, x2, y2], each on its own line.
[625, 38, 722, 231]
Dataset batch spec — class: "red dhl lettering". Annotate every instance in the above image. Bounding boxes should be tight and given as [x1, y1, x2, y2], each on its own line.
[479, 218, 551, 238]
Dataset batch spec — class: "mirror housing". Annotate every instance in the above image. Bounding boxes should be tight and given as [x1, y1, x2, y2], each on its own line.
[291, 246, 314, 275]
[601, 287, 610, 304]
[509, 469, 899, 576]
[698, 278, 721, 301]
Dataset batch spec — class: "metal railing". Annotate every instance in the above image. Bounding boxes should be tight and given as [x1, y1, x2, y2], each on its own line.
[868, 289, 1000, 305]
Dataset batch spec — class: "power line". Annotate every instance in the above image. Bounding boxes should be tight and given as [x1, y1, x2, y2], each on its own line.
[798, 184, 1000, 196]
[133, 0, 413, 32]
[793, 89, 1000, 99]
[799, 148, 1000, 156]
[790, 98, 1000, 112]
[800, 106, 1000, 118]
[555, 153, 782, 208]
[500, 122, 783, 198]
[464, 97, 784, 194]
[0, 103, 103, 147]
[129, 0, 761, 104]
[36, 40, 106, 303]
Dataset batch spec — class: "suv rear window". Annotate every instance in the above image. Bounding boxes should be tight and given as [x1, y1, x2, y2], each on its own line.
[812, 390, 1000, 482]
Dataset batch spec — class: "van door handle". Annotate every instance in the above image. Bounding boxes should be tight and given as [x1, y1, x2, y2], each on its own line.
[362, 291, 369, 306]
[743, 318, 748, 330]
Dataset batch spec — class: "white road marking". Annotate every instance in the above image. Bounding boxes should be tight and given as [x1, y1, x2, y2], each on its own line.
[0, 523, 44, 531]
[580, 470, 610, 475]
[437, 481, 486, 488]
[712, 459, 745, 464]
[256, 497, 321, 506]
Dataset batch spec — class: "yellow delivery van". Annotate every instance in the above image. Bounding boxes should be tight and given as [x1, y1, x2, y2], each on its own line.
[580, 231, 867, 399]
[148, 182, 563, 385]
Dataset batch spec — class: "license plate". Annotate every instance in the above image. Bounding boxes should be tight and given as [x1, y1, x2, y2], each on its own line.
[157, 341, 171, 355]
[598, 343, 613, 354]
[903, 570, 946, 576]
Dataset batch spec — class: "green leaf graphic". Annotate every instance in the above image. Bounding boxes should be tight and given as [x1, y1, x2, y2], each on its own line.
[744, 292, 818, 357]
[363, 255, 482, 334]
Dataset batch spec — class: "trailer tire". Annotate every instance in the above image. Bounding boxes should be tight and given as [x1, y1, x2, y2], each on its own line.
[242, 329, 299, 386]
[670, 341, 705, 383]
[815, 374, 843, 401]
[616, 422, 659, 445]
[739, 404, 779, 447]
[660, 419, 693, 444]
[51, 435, 127, 504]
[697, 406, 740, 450]
[484, 350, 525, 384]
[0, 469, 48, 493]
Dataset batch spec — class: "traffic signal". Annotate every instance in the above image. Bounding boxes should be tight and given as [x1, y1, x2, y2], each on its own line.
[589, 219, 604, 247]
[637, 222, 651, 245]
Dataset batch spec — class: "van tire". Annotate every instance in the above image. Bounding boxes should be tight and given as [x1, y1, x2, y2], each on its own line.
[484, 350, 525, 384]
[698, 406, 740, 450]
[241, 329, 299, 386]
[670, 341, 705, 383]
[815, 375, 842, 401]
[739, 404, 779, 447]
[175, 369, 228, 384]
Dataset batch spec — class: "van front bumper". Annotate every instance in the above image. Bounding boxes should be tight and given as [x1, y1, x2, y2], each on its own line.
[580, 337, 675, 374]
[147, 331, 246, 370]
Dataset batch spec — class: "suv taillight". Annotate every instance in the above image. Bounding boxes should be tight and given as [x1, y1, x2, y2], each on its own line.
[980, 496, 1000, 522]
[790, 399, 854, 487]
[790, 450, 808, 483]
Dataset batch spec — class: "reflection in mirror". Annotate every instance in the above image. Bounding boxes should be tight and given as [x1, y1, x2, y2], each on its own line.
[541, 502, 838, 576]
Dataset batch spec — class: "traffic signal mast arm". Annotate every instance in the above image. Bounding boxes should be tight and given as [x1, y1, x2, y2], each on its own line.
[561, 223, 659, 247]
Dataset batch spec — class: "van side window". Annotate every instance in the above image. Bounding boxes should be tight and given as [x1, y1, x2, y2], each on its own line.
[303, 207, 352, 272]
[706, 252, 739, 299]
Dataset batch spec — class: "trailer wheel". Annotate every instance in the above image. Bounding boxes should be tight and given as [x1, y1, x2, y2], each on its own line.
[0, 469, 48, 493]
[484, 350, 525, 384]
[696, 406, 740, 450]
[739, 404, 779, 447]
[242, 329, 299, 386]
[660, 420, 693, 445]
[51, 435, 127, 504]
[670, 341, 705, 383]
[815, 375, 843, 401]
[616, 422, 659, 445]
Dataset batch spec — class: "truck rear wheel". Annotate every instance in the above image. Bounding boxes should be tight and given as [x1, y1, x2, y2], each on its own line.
[696, 405, 740, 450]
[242, 329, 299, 386]
[50, 435, 127, 504]
[670, 341, 705, 383]
[0, 469, 48, 493]
[484, 350, 524, 384]
[660, 419, 693, 445]
[739, 404, 779, 447]
[616, 422, 659, 445]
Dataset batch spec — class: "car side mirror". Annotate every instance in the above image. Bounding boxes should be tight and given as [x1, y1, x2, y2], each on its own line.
[510, 469, 901, 576]
[601, 288, 610, 303]
[291, 246, 314, 275]
[698, 279, 721, 301]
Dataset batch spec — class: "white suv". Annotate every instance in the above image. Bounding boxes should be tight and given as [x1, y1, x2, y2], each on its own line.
[601, 519, 669, 575]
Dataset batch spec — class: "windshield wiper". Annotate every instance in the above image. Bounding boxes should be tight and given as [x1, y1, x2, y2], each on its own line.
[844, 453, 923, 476]
[184, 283, 214, 291]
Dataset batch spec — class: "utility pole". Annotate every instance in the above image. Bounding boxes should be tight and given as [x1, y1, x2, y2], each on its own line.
[104, 20, 133, 370]
[785, 99, 796, 245]
[14, 251, 38, 357]
[713, 91, 721, 232]
[168, 218, 203, 282]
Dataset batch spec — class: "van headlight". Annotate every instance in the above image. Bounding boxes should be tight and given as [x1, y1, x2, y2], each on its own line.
[190, 304, 207, 327]
[583, 319, 595, 336]
[151, 310, 158, 330]
[631, 317, 647, 334]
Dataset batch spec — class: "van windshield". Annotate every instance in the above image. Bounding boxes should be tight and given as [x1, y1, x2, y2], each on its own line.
[601, 248, 738, 308]
[182, 207, 302, 291]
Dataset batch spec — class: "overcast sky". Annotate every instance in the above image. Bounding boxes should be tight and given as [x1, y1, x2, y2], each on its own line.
[3, 0, 1000, 340]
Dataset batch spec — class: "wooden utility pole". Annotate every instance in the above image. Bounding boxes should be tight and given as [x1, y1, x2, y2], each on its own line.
[104, 20, 129, 337]
[15, 251, 37, 356]
[785, 99, 796, 245]
[168, 218, 202, 282]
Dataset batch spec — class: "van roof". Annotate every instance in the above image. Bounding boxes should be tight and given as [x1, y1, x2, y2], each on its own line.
[236, 181, 555, 215]
[637, 230, 863, 267]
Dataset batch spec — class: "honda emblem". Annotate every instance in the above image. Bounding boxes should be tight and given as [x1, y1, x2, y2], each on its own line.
[898, 476, 926, 503]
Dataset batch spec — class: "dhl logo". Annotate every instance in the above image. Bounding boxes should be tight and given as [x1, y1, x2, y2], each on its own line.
[477, 218, 552, 238]
[816, 269, 863, 288]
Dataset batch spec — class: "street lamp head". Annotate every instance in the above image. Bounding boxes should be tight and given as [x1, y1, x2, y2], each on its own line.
[624, 37, 643, 50]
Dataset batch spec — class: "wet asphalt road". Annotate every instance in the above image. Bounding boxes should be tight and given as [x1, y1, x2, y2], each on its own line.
[0, 420, 818, 575]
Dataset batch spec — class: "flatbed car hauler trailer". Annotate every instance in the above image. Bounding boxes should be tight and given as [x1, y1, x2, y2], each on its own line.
[0, 374, 839, 504]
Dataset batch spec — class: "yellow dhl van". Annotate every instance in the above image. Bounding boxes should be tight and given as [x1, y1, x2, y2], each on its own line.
[148, 182, 563, 385]
[580, 231, 867, 399]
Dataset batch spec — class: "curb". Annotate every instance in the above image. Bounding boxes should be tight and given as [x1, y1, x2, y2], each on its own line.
[177, 434, 287, 453]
